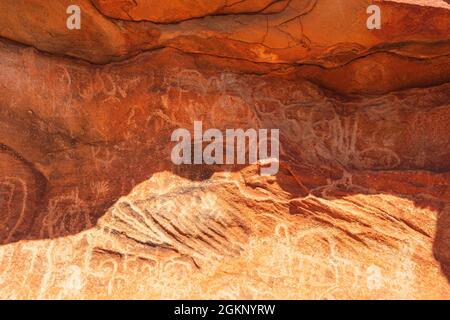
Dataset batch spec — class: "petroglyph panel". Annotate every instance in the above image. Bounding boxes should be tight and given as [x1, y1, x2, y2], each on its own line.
[0, 0, 449, 300]
[0, 146, 46, 244]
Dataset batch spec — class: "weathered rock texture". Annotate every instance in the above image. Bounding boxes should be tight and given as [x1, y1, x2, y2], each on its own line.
[0, 0, 449, 299]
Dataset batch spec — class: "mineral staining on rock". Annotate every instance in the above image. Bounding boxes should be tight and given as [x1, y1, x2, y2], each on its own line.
[0, 0, 449, 299]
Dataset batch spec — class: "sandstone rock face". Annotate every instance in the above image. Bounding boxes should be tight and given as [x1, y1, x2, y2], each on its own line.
[0, 0, 449, 299]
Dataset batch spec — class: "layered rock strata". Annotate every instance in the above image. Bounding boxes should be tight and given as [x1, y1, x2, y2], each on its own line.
[0, 0, 449, 299]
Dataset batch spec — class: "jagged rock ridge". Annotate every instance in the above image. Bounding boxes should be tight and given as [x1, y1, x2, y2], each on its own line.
[0, 0, 449, 299]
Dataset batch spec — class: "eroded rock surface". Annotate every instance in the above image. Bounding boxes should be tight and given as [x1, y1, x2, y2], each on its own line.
[0, 0, 449, 299]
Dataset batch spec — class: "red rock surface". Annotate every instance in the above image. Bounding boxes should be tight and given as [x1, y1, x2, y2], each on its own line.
[0, 0, 449, 299]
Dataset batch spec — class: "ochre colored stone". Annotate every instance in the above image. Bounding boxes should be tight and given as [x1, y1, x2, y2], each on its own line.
[0, 0, 449, 299]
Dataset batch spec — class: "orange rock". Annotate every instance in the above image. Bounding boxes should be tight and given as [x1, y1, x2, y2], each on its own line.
[0, 0, 449, 299]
